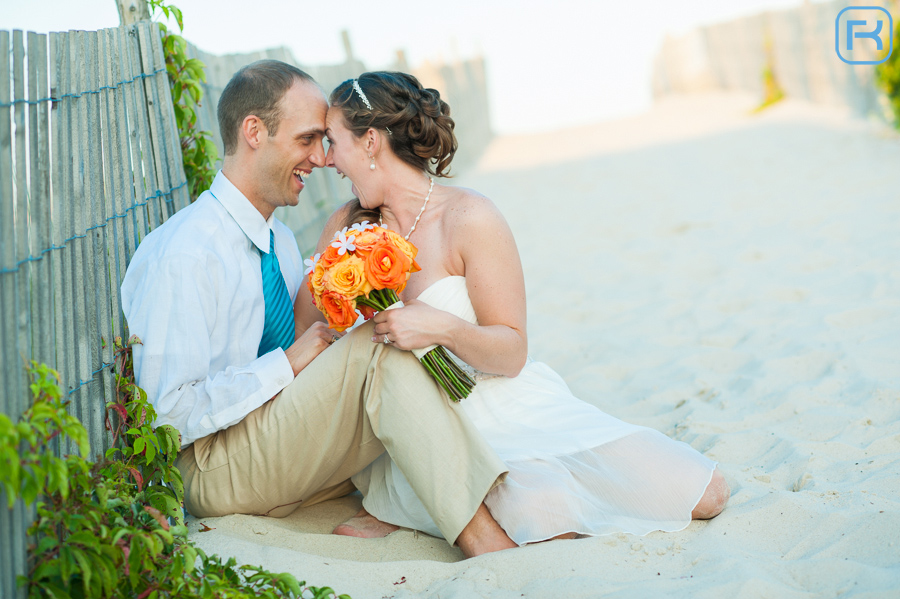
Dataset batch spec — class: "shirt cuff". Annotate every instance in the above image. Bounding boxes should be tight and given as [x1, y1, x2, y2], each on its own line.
[258, 348, 295, 397]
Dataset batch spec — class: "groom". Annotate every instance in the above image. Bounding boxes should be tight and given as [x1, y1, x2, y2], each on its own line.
[120, 60, 515, 557]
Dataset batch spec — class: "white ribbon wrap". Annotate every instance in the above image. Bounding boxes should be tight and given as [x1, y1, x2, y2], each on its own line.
[386, 300, 437, 359]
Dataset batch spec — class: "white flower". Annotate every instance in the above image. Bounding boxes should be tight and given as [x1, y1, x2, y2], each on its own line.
[303, 253, 321, 276]
[349, 220, 375, 234]
[331, 226, 350, 241]
[331, 231, 356, 255]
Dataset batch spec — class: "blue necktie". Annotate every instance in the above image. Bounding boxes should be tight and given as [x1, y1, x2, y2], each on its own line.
[258, 230, 296, 357]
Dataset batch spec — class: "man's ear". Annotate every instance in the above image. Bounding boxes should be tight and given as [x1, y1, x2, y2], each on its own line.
[241, 115, 266, 150]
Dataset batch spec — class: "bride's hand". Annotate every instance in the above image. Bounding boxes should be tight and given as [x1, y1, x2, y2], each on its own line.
[371, 299, 450, 351]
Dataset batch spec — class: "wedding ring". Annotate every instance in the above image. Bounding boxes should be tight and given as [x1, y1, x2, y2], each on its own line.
[383, 334, 391, 344]
[331, 335, 339, 344]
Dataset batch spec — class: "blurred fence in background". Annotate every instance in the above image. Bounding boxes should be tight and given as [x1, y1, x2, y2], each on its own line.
[186, 31, 493, 255]
[652, 0, 895, 118]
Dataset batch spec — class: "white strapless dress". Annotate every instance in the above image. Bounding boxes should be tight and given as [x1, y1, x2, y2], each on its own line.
[352, 276, 717, 545]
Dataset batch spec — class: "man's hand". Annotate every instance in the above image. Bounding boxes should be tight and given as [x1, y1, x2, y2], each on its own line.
[284, 321, 342, 377]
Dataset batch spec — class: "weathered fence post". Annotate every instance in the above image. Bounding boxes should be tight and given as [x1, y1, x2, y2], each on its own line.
[116, 0, 151, 27]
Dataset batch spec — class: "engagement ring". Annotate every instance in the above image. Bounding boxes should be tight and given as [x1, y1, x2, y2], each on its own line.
[383, 334, 391, 344]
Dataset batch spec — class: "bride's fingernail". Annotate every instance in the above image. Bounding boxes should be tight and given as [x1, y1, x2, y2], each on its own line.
[371, 336, 376, 342]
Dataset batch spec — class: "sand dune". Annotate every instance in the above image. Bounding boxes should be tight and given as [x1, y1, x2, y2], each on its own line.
[188, 93, 900, 598]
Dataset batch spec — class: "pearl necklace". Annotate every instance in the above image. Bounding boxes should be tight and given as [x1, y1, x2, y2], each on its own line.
[380, 177, 434, 240]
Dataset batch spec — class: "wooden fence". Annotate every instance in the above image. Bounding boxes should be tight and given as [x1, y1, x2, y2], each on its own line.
[0, 21, 191, 598]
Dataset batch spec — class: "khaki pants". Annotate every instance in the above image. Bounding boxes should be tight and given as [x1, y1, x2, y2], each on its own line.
[175, 321, 507, 545]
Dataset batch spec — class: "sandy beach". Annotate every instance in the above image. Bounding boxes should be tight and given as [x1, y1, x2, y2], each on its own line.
[187, 93, 900, 598]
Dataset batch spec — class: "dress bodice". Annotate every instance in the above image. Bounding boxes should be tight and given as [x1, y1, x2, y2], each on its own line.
[414, 276, 478, 326]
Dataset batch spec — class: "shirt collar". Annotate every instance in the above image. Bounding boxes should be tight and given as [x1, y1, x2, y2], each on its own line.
[209, 170, 273, 253]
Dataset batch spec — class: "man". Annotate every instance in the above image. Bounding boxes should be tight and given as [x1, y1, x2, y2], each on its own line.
[121, 60, 515, 557]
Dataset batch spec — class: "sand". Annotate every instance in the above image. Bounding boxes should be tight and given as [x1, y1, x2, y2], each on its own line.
[187, 92, 900, 598]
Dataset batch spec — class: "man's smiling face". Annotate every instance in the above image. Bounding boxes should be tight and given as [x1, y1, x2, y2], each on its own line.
[255, 80, 328, 216]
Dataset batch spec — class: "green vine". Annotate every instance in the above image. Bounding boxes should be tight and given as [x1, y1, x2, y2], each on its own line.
[149, 0, 218, 199]
[754, 36, 784, 113]
[876, 4, 900, 128]
[1, 344, 349, 598]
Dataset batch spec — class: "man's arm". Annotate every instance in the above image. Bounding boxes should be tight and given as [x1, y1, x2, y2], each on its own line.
[123, 254, 294, 447]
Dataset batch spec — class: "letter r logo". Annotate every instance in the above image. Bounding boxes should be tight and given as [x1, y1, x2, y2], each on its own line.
[836, 6, 893, 65]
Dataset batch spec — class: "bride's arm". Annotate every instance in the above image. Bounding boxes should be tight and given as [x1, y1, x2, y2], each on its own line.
[445, 196, 528, 377]
[376, 194, 528, 378]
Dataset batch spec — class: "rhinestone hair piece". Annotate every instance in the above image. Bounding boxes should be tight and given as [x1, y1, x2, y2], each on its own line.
[352, 79, 392, 135]
[352, 79, 373, 110]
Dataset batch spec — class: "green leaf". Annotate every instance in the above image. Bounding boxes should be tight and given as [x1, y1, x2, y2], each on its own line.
[69, 547, 92, 596]
[32, 560, 60, 582]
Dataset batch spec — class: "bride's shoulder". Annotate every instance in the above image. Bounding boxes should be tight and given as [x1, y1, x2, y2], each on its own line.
[443, 187, 507, 227]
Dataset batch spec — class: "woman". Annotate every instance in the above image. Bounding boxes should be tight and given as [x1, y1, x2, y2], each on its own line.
[294, 72, 729, 547]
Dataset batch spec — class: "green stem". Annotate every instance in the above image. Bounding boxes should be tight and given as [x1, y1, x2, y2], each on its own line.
[443, 351, 476, 387]
[431, 353, 462, 397]
[434, 346, 476, 389]
[420, 353, 455, 398]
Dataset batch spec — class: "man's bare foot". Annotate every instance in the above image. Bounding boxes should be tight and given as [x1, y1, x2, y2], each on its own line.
[456, 503, 518, 558]
[332, 508, 400, 538]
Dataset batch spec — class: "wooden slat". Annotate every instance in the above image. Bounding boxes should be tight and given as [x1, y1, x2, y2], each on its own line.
[13, 30, 30, 407]
[148, 25, 189, 211]
[124, 23, 160, 234]
[0, 28, 26, 599]
[117, 25, 148, 245]
[81, 29, 110, 454]
[133, 23, 166, 228]
[103, 27, 130, 343]
[67, 31, 93, 438]
[0, 31, 16, 414]
[141, 21, 179, 220]
[57, 32, 79, 456]
[28, 32, 54, 371]
[48, 31, 70, 406]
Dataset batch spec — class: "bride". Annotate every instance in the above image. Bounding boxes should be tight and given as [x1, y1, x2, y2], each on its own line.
[293, 71, 729, 549]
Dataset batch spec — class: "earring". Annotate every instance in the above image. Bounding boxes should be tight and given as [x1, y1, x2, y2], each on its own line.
[369, 155, 376, 171]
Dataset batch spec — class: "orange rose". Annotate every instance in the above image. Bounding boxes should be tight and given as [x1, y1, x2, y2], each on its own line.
[318, 244, 345, 269]
[352, 230, 380, 256]
[323, 255, 371, 298]
[383, 229, 418, 263]
[321, 291, 357, 331]
[365, 239, 413, 292]
[308, 261, 326, 296]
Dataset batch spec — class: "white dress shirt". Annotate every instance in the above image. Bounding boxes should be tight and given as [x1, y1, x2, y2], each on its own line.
[121, 171, 301, 447]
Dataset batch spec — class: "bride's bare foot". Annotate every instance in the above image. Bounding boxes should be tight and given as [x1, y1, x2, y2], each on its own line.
[332, 508, 400, 538]
[456, 504, 518, 558]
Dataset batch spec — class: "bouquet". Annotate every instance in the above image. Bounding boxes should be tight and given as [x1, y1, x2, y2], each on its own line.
[305, 221, 476, 401]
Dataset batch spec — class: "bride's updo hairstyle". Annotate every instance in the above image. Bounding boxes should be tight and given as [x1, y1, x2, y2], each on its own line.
[330, 72, 458, 178]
